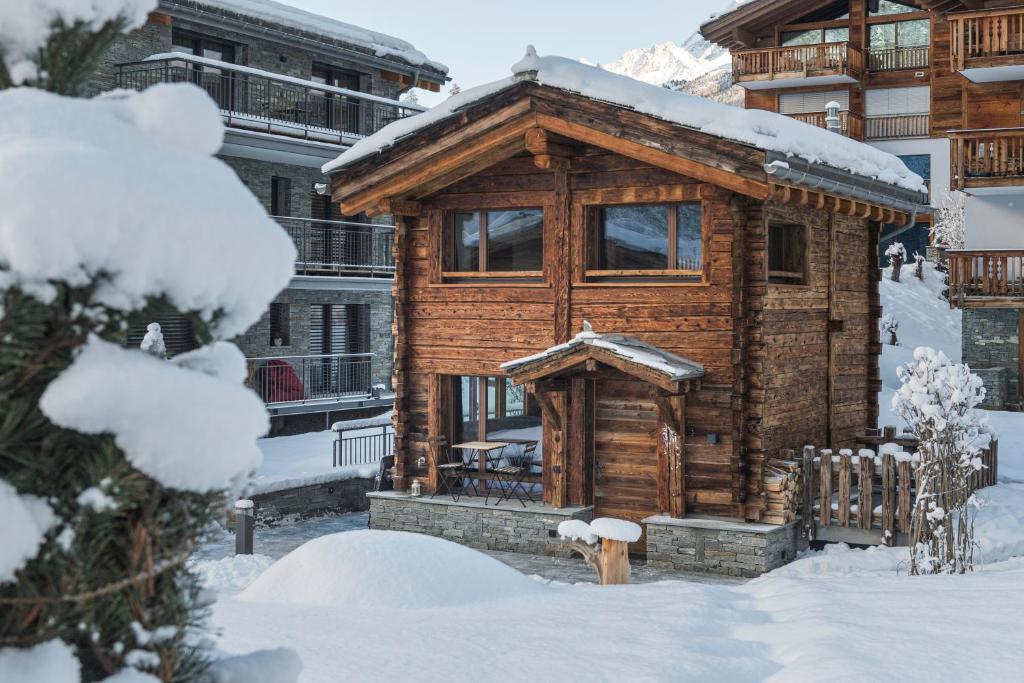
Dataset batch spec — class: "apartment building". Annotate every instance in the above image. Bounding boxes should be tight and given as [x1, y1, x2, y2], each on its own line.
[93, 0, 447, 427]
[702, 0, 1024, 408]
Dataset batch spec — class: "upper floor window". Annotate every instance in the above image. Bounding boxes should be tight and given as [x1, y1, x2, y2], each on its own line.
[590, 203, 703, 276]
[781, 27, 849, 47]
[870, 19, 930, 53]
[447, 209, 544, 275]
[869, 0, 919, 16]
[271, 176, 291, 216]
[312, 64, 365, 92]
[768, 222, 808, 285]
[171, 29, 236, 64]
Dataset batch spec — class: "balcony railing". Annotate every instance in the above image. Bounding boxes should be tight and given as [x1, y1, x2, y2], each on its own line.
[866, 113, 930, 140]
[950, 128, 1024, 190]
[115, 53, 424, 143]
[867, 46, 930, 72]
[947, 250, 1024, 305]
[275, 217, 395, 277]
[732, 42, 864, 87]
[950, 7, 1024, 72]
[246, 353, 374, 406]
[785, 111, 864, 140]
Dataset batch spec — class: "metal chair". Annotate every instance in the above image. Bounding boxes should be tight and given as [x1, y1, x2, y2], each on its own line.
[491, 441, 537, 507]
[429, 437, 476, 502]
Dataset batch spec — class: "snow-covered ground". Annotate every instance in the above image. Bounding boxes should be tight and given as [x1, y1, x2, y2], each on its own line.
[203, 261, 1024, 682]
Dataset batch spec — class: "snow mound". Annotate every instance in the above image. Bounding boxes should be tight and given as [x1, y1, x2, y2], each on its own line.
[207, 647, 302, 683]
[0, 639, 79, 683]
[0, 479, 56, 583]
[40, 337, 268, 492]
[191, 553, 275, 594]
[240, 530, 544, 609]
[589, 518, 643, 543]
[0, 84, 295, 339]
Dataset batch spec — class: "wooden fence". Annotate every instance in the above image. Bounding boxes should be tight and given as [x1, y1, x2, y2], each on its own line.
[947, 249, 1024, 303]
[950, 6, 1024, 71]
[790, 426, 999, 546]
[950, 128, 1024, 190]
[732, 42, 863, 82]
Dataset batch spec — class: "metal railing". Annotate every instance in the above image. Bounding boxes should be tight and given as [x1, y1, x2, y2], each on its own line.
[867, 46, 930, 72]
[115, 54, 422, 142]
[333, 425, 394, 467]
[785, 110, 864, 140]
[950, 128, 1024, 190]
[950, 6, 1024, 71]
[246, 353, 374, 406]
[733, 42, 864, 82]
[947, 250, 1024, 304]
[274, 217, 395, 276]
[866, 113, 930, 140]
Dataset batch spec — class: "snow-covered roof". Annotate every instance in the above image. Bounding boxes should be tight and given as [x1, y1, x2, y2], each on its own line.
[703, 0, 761, 26]
[323, 48, 926, 195]
[501, 322, 705, 383]
[177, 0, 448, 74]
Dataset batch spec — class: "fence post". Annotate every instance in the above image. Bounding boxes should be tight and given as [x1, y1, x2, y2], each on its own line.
[818, 449, 833, 529]
[802, 445, 816, 540]
[881, 453, 896, 546]
[234, 500, 254, 555]
[858, 450, 874, 530]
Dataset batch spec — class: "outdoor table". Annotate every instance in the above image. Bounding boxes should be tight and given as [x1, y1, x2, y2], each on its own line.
[451, 441, 509, 494]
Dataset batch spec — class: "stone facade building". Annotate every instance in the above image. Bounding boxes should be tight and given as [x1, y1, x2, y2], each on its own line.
[94, 0, 447, 429]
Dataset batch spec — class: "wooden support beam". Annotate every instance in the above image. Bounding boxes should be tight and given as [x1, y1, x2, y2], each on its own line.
[378, 198, 422, 217]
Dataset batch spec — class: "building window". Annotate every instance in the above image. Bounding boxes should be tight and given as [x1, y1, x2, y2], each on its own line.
[171, 29, 237, 63]
[869, 20, 930, 54]
[446, 209, 544, 275]
[309, 304, 370, 355]
[768, 223, 808, 285]
[869, 0, 919, 16]
[451, 376, 541, 446]
[781, 26, 850, 46]
[271, 176, 291, 216]
[590, 203, 703, 276]
[269, 303, 290, 348]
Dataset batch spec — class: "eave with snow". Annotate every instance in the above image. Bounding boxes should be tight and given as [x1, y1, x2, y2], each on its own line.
[324, 50, 927, 546]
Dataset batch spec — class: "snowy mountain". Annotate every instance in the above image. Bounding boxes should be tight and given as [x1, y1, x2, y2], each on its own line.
[596, 32, 742, 106]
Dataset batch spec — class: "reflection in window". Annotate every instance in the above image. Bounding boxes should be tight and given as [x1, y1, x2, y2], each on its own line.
[781, 27, 849, 46]
[452, 376, 542, 448]
[870, 0, 918, 16]
[768, 223, 808, 285]
[594, 202, 703, 274]
[449, 209, 543, 273]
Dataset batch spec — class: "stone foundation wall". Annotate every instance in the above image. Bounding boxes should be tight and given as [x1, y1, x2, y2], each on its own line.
[962, 308, 1020, 405]
[251, 477, 375, 522]
[644, 517, 800, 578]
[974, 367, 1009, 411]
[368, 494, 593, 557]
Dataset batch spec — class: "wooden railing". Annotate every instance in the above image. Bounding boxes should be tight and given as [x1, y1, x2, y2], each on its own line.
[868, 46, 930, 72]
[795, 426, 998, 546]
[950, 128, 1024, 190]
[866, 113, 930, 140]
[785, 110, 864, 140]
[950, 7, 1024, 71]
[947, 250, 1024, 304]
[733, 42, 864, 83]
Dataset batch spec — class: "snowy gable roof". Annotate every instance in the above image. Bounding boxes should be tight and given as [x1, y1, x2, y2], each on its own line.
[501, 323, 705, 390]
[323, 49, 925, 195]
[180, 0, 448, 74]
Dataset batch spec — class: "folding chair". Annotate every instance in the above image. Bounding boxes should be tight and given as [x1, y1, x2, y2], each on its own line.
[429, 437, 476, 502]
[491, 441, 537, 507]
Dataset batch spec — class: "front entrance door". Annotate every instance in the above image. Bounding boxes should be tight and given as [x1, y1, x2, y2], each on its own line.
[592, 378, 660, 554]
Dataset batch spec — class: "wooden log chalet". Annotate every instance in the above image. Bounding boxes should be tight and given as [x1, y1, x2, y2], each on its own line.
[325, 49, 929, 557]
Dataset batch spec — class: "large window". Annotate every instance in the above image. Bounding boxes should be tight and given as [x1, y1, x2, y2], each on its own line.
[869, 0, 919, 16]
[781, 26, 850, 46]
[271, 176, 291, 216]
[447, 209, 544, 275]
[451, 376, 542, 446]
[870, 20, 930, 53]
[591, 203, 703, 276]
[768, 223, 808, 285]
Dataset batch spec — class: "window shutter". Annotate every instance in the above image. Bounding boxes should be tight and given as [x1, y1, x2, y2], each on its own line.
[866, 86, 930, 115]
[779, 90, 849, 114]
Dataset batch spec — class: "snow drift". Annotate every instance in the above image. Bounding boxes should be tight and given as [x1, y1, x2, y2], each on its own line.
[240, 530, 545, 609]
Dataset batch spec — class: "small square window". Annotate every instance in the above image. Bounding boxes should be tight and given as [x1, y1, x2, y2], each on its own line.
[768, 223, 808, 285]
[269, 303, 290, 347]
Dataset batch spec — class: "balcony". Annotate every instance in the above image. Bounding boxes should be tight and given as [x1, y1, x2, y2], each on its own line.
[785, 111, 864, 140]
[276, 217, 395, 277]
[115, 53, 424, 143]
[950, 7, 1024, 82]
[246, 353, 376, 407]
[732, 42, 864, 90]
[947, 250, 1024, 307]
[950, 128, 1024, 192]
[865, 113, 930, 140]
[867, 46, 930, 72]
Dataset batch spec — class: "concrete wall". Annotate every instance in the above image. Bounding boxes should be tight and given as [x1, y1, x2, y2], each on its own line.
[962, 308, 1019, 405]
[964, 193, 1024, 250]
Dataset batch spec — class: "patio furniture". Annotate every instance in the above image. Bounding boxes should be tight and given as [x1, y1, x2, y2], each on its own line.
[491, 441, 538, 507]
[430, 438, 476, 502]
[451, 441, 509, 499]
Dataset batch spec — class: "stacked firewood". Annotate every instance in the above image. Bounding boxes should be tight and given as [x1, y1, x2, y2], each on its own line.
[761, 456, 801, 525]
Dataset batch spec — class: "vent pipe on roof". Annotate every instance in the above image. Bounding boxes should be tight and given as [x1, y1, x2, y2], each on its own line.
[825, 101, 842, 134]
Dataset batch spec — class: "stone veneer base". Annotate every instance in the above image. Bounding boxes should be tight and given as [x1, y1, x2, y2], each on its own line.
[251, 477, 375, 522]
[643, 516, 800, 578]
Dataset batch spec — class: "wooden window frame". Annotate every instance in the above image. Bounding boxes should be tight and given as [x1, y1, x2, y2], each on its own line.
[441, 207, 545, 281]
[767, 221, 811, 286]
[577, 187, 710, 284]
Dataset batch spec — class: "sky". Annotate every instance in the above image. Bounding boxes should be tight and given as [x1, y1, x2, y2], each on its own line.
[285, 0, 725, 105]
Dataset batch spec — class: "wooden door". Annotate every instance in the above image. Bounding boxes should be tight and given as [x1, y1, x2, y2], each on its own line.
[592, 378, 660, 554]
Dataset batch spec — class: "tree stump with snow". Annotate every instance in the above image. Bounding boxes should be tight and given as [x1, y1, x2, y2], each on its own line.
[886, 242, 907, 282]
[557, 518, 642, 585]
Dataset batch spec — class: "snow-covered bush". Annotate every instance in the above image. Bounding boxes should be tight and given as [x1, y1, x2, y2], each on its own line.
[885, 242, 907, 282]
[140, 322, 167, 358]
[913, 251, 924, 280]
[892, 347, 988, 574]
[880, 314, 899, 346]
[933, 190, 967, 250]
[0, 4, 294, 680]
